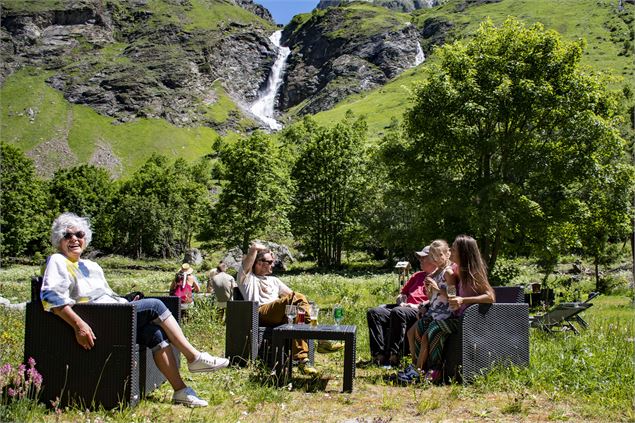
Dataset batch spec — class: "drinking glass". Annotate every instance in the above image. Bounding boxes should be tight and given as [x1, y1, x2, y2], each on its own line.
[309, 304, 319, 326]
[447, 285, 457, 310]
[447, 285, 457, 298]
[333, 303, 344, 325]
[285, 304, 297, 324]
[297, 307, 306, 324]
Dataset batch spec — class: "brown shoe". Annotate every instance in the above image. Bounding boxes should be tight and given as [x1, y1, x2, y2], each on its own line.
[298, 359, 318, 375]
[388, 354, 400, 366]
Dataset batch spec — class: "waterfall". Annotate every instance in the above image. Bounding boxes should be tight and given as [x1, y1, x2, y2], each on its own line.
[414, 41, 425, 67]
[250, 30, 290, 131]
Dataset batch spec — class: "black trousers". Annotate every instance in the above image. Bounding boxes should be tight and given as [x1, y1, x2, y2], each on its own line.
[366, 304, 419, 358]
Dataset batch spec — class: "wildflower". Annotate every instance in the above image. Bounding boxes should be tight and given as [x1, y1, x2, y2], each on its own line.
[7, 387, 16, 397]
[0, 363, 11, 375]
[27, 357, 36, 367]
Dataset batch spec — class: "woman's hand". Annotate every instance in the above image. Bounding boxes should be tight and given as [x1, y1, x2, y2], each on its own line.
[448, 295, 464, 311]
[53, 305, 97, 350]
[74, 321, 96, 350]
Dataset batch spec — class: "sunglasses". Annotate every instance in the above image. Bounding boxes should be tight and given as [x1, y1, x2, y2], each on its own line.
[63, 231, 86, 240]
[259, 259, 274, 265]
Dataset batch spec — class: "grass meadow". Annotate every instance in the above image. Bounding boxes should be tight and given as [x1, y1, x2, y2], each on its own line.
[0, 256, 633, 422]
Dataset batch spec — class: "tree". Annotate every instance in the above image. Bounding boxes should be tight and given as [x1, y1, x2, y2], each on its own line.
[209, 132, 293, 251]
[49, 165, 117, 251]
[288, 114, 371, 267]
[575, 161, 634, 291]
[0, 143, 50, 259]
[383, 18, 634, 271]
[113, 154, 212, 258]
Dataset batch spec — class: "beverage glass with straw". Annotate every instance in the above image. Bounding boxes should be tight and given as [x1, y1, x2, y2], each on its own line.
[333, 303, 343, 325]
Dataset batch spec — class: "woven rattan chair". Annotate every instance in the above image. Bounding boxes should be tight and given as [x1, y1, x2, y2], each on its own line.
[24, 277, 180, 410]
[225, 288, 314, 366]
[443, 286, 529, 383]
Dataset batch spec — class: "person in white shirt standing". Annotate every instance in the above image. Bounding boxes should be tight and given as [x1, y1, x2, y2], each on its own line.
[238, 242, 317, 375]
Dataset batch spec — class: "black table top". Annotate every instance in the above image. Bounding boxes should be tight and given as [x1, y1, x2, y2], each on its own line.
[273, 324, 356, 335]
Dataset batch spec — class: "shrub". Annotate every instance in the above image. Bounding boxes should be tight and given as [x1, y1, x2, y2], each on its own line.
[490, 258, 522, 286]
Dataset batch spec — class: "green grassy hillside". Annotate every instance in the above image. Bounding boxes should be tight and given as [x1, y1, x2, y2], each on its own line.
[1, 68, 218, 177]
[0, 0, 271, 178]
[2, 0, 632, 176]
[311, 0, 634, 138]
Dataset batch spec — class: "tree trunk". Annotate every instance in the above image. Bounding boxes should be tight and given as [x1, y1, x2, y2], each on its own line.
[487, 229, 501, 276]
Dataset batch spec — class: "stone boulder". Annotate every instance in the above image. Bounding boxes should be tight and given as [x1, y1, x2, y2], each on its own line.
[184, 248, 203, 266]
[222, 241, 295, 273]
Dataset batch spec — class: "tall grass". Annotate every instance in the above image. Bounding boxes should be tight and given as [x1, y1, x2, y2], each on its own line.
[0, 258, 633, 421]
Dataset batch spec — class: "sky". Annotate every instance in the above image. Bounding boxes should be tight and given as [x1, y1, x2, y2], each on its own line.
[254, 0, 321, 25]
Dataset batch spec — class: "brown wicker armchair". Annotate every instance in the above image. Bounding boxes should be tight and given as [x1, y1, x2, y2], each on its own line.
[24, 277, 180, 409]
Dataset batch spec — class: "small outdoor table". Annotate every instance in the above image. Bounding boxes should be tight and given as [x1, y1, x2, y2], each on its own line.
[272, 324, 357, 392]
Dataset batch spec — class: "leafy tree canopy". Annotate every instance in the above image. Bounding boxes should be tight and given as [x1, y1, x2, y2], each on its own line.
[208, 132, 293, 251]
[288, 113, 371, 267]
[383, 18, 634, 271]
[49, 165, 117, 250]
[0, 142, 50, 259]
[114, 154, 213, 258]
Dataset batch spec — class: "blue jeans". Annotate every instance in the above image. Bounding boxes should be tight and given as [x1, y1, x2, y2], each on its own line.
[134, 298, 173, 353]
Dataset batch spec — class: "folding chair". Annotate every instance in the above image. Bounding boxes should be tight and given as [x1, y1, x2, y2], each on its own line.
[530, 292, 599, 335]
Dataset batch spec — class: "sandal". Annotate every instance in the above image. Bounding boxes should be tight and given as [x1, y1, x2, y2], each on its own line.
[396, 364, 420, 385]
[424, 369, 442, 383]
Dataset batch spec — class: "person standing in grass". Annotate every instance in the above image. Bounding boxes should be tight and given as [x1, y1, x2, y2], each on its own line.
[366, 245, 433, 367]
[207, 262, 236, 321]
[238, 241, 319, 375]
[170, 263, 201, 309]
[41, 212, 229, 408]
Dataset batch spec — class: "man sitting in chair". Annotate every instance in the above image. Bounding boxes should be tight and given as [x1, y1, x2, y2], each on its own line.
[238, 242, 319, 375]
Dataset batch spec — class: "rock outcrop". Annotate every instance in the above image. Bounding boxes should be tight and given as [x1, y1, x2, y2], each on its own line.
[317, 0, 442, 12]
[279, 6, 424, 115]
[1, 0, 454, 130]
[1, 0, 278, 129]
[233, 0, 274, 21]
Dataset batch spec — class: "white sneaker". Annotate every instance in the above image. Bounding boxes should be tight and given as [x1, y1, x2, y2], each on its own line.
[188, 352, 230, 373]
[172, 386, 208, 407]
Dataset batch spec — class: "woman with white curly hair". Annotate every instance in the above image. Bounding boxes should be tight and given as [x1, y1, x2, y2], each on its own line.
[41, 212, 229, 407]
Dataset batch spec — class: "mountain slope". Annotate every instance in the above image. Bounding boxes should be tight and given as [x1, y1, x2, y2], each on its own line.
[1, 0, 277, 176]
[1, 0, 632, 178]
[311, 0, 634, 139]
[280, 3, 421, 116]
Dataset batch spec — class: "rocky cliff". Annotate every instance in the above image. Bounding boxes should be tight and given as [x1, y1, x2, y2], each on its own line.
[316, 0, 442, 13]
[279, 4, 425, 115]
[1, 0, 278, 129]
[2, 0, 447, 128]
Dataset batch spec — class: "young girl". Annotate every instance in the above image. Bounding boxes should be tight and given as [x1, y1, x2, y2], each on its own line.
[401, 235, 495, 384]
[399, 239, 457, 383]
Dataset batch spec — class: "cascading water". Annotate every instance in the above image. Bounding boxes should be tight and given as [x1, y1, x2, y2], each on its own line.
[250, 30, 290, 131]
[414, 41, 425, 66]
